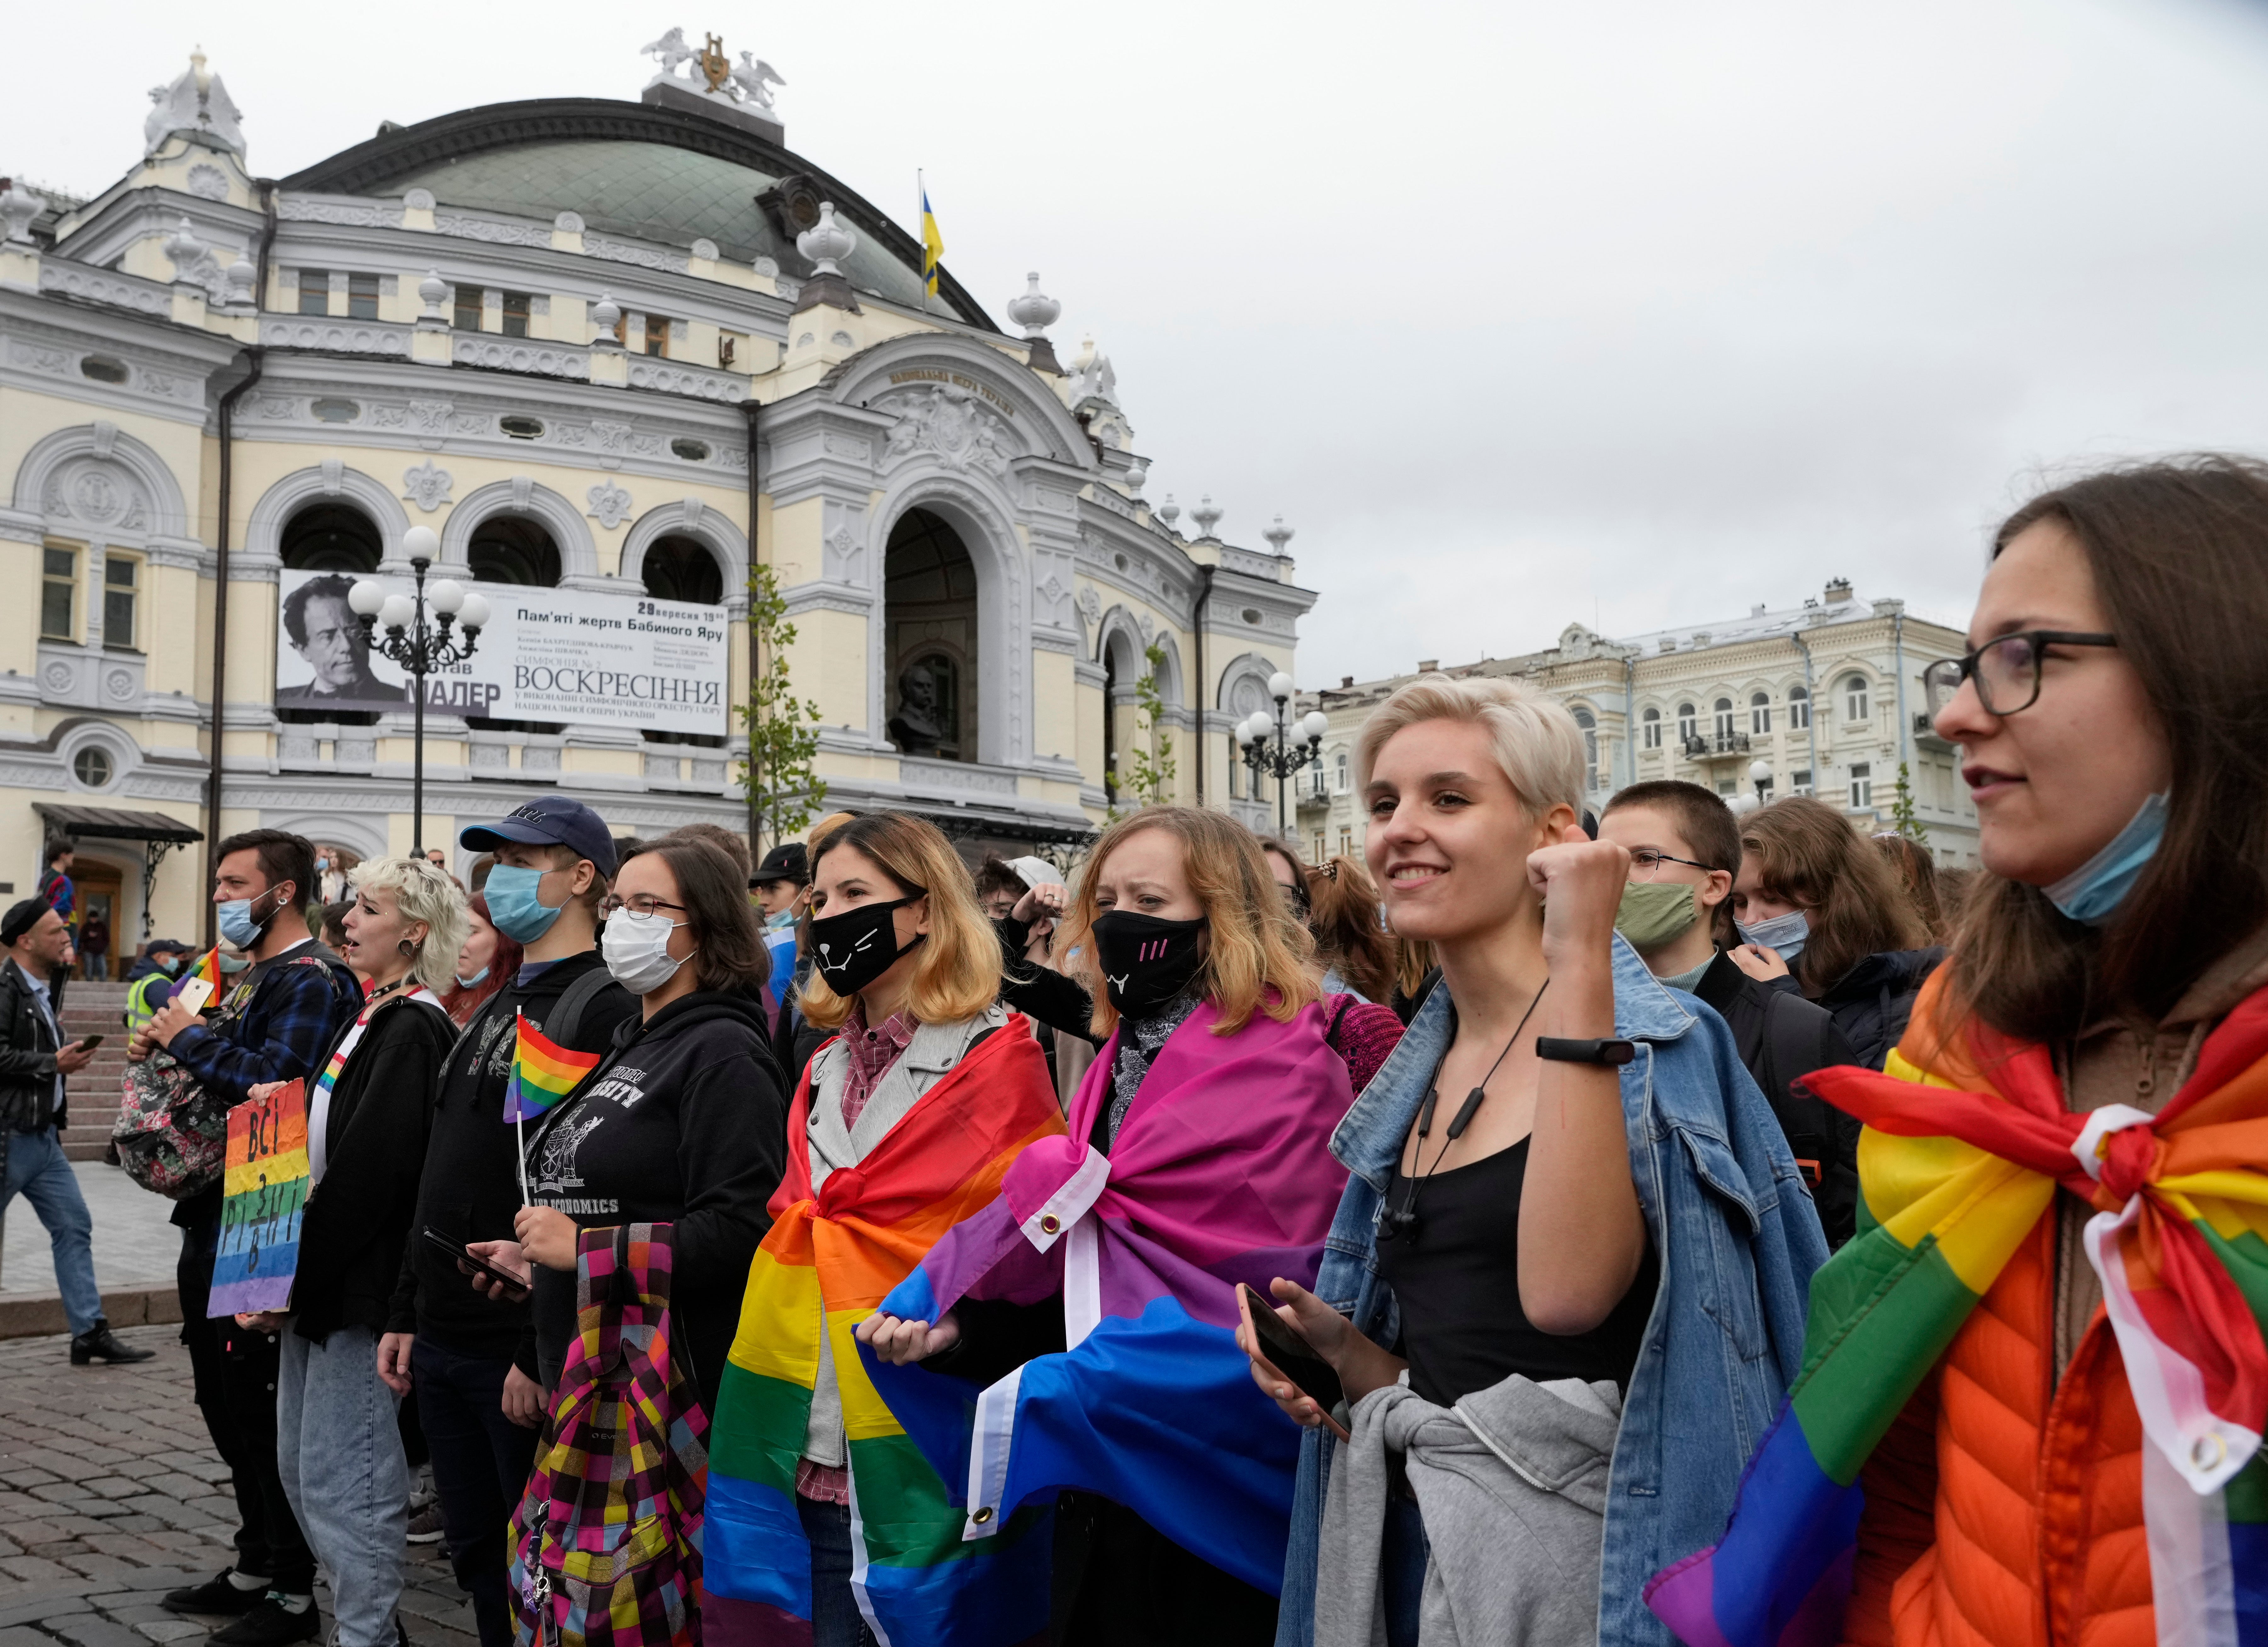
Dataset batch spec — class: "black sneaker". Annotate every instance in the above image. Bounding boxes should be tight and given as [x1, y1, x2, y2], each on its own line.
[406, 1503, 446, 1544]
[69, 1320, 156, 1366]
[161, 1571, 269, 1616]
[210, 1596, 320, 1647]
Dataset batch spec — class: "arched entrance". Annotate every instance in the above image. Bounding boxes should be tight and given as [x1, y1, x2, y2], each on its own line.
[883, 508, 977, 763]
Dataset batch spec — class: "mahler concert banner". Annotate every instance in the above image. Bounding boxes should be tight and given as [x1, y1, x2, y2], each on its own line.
[274, 570, 730, 736]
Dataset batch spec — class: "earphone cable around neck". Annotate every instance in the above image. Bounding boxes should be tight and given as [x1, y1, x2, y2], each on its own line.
[1383, 975, 1550, 1241]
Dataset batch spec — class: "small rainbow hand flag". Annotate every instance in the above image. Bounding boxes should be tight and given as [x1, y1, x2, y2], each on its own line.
[188, 947, 222, 988]
[503, 1012, 600, 1123]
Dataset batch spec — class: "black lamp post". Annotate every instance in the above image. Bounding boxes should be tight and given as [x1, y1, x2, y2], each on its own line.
[1235, 670, 1328, 838]
[349, 526, 490, 854]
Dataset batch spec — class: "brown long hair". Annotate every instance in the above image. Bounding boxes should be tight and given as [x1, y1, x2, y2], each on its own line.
[1261, 838, 1394, 1003]
[797, 811, 1002, 1030]
[1058, 806, 1318, 1038]
[1870, 833, 1947, 943]
[618, 836, 766, 994]
[1740, 796, 1928, 998]
[1948, 457, 2268, 1042]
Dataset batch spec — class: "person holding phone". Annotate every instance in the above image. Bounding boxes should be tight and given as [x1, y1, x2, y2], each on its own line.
[469, 834, 785, 1417]
[240, 857, 463, 1647]
[858, 806, 1356, 1647]
[697, 812, 1064, 1647]
[1243, 675, 1825, 1647]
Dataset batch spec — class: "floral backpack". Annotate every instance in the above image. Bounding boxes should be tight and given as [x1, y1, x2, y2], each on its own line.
[509, 1223, 709, 1647]
[112, 955, 343, 1199]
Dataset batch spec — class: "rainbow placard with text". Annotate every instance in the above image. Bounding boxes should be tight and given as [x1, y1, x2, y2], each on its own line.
[208, 1079, 310, 1317]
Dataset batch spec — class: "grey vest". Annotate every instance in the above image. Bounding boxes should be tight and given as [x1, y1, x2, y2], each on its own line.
[800, 1002, 1008, 1469]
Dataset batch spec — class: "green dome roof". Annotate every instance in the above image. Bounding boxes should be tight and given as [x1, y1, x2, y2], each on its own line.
[282, 99, 991, 327]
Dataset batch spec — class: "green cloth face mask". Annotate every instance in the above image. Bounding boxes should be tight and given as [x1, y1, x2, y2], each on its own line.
[1615, 880, 1701, 953]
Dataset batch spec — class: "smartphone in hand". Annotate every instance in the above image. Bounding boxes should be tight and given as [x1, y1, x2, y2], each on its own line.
[421, 1227, 530, 1300]
[1237, 1283, 1350, 1440]
[75, 1035, 104, 1052]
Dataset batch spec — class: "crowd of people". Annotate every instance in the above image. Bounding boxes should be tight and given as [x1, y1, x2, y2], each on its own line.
[0, 454, 2256, 1647]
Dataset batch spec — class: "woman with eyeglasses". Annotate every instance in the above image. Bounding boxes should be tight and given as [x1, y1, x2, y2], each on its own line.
[473, 835, 787, 1416]
[1653, 460, 2268, 1644]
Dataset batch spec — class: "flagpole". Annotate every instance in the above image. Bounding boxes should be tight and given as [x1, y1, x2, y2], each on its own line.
[517, 1114, 529, 1204]
[917, 169, 927, 316]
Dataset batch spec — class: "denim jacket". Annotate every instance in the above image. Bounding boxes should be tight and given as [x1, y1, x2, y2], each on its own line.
[1274, 934, 1828, 1647]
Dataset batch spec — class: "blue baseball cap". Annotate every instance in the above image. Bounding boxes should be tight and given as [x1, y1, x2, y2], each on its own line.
[459, 797, 618, 877]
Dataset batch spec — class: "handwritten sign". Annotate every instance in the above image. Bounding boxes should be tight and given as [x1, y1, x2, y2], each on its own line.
[208, 1080, 310, 1317]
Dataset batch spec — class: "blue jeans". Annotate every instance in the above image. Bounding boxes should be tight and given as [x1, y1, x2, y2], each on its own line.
[413, 1337, 540, 1647]
[4, 1126, 101, 1335]
[277, 1326, 409, 1647]
[796, 1494, 877, 1647]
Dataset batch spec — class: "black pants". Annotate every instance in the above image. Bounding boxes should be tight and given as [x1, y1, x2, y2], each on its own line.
[1052, 1493, 1278, 1647]
[177, 1221, 317, 1594]
[413, 1336, 539, 1647]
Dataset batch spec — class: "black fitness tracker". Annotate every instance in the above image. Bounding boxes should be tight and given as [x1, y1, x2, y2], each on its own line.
[1535, 1036, 1637, 1066]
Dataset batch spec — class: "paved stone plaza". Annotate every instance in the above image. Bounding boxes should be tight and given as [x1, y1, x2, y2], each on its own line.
[0, 1324, 476, 1647]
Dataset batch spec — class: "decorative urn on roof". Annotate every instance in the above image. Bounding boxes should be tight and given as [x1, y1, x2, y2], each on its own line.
[792, 202, 860, 314]
[1007, 272, 1063, 374]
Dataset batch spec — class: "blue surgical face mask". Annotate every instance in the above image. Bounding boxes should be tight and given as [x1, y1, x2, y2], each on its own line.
[2046, 792, 2168, 927]
[216, 886, 283, 950]
[157, 955, 182, 975]
[1736, 907, 1811, 963]
[485, 863, 566, 944]
[454, 966, 489, 991]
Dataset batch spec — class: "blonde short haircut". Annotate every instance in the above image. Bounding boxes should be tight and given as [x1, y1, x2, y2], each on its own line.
[1354, 674, 1586, 819]
[348, 856, 470, 996]
[1057, 806, 1318, 1039]
[798, 811, 1003, 1031]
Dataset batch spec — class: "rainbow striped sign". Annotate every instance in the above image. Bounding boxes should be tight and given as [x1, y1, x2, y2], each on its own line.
[503, 1012, 600, 1123]
[208, 1079, 310, 1316]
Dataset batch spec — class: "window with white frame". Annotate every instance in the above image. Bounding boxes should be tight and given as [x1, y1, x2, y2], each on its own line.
[346, 272, 380, 320]
[1641, 707, 1662, 749]
[1849, 761, 1873, 810]
[1843, 674, 1870, 723]
[1792, 767, 1813, 795]
[103, 555, 139, 651]
[1334, 750, 1349, 792]
[1788, 685, 1810, 729]
[1713, 698, 1735, 740]
[41, 545, 77, 641]
[298, 269, 331, 317]
[1572, 707, 1599, 792]
[1310, 764, 1329, 798]
[1677, 702, 1697, 743]
[1750, 691, 1771, 735]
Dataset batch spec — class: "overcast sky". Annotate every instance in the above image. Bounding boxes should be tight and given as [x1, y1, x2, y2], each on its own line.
[11, 0, 2268, 685]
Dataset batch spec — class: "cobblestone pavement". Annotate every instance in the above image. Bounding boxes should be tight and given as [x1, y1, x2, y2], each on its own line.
[0, 1324, 478, 1647]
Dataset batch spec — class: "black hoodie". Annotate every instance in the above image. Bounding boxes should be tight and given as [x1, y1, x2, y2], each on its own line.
[525, 988, 787, 1413]
[404, 950, 640, 1369]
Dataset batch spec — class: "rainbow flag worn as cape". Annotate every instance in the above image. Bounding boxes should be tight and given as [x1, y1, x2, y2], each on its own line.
[504, 1012, 601, 1123]
[864, 997, 1356, 1617]
[1645, 971, 2268, 1647]
[702, 1018, 1065, 1647]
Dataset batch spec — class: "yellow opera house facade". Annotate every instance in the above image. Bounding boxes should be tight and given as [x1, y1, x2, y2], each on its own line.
[0, 43, 1316, 961]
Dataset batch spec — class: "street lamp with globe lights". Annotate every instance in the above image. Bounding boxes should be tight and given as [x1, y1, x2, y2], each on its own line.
[1729, 758, 1774, 816]
[349, 526, 489, 853]
[1237, 670, 1328, 837]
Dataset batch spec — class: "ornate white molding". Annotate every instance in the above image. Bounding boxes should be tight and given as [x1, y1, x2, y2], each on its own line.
[278, 196, 404, 228]
[10, 421, 189, 537]
[587, 481, 634, 531]
[453, 336, 591, 379]
[260, 319, 411, 357]
[402, 460, 453, 512]
[440, 476, 599, 582]
[37, 261, 170, 317]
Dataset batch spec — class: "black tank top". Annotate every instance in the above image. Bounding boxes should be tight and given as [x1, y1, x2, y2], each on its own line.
[1375, 1138, 1659, 1406]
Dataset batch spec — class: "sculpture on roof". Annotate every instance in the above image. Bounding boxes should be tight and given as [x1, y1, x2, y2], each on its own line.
[733, 51, 786, 110]
[144, 49, 245, 159]
[641, 27, 697, 82]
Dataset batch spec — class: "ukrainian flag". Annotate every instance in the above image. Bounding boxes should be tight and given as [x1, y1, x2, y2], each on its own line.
[920, 182, 944, 297]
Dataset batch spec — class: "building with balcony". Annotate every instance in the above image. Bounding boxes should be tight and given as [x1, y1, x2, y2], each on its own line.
[1299, 578, 1978, 867]
[0, 45, 1315, 959]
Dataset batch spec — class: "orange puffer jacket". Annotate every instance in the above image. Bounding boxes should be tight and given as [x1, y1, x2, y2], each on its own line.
[1838, 1213, 2152, 1647]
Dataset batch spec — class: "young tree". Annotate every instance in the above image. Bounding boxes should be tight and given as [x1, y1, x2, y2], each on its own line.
[738, 561, 826, 851]
[1106, 642, 1177, 819]
[1889, 759, 1929, 843]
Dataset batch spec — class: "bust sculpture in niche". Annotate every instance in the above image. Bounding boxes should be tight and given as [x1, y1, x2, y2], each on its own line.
[888, 661, 945, 756]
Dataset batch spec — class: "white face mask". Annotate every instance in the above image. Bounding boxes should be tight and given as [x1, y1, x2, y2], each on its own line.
[602, 912, 688, 996]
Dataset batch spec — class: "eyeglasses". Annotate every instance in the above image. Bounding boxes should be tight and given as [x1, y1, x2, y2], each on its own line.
[1628, 848, 1712, 883]
[1922, 630, 2117, 720]
[600, 894, 688, 923]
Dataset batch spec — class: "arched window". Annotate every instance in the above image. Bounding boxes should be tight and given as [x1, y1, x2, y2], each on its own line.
[1572, 706, 1599, 792]
[1641, 706, 1662, 749]
[1713, 697, 1735, 740]
[469, 515, 562, 586]
[1843, 674, 1870, 722]
[1334, 749, 1349, 792]
[1788, 685, 1811, 730]
[1750, 691, 1771, 735]
[280, 503, 381, 573]
[641, 535, 724, 605]
[1676, 702, 1697, 744]
[884, 508, 978, 764]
